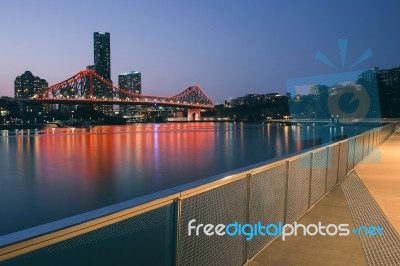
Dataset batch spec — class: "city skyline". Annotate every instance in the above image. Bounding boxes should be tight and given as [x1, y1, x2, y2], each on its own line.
[0, 1, 400, 103]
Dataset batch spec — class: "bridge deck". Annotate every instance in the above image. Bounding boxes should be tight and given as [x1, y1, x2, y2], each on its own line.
[249, 130, 400, 266]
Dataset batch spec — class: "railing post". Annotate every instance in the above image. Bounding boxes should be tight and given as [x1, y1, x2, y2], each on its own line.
[308, 153, 314, 208]
[360, 134, 365, 162]
[326, 147, 331, 193]
[283, 160, 290, 224]
[245, 173, 252, 262]
[335, 143, 340, 183]
[174, 198, 182, 266]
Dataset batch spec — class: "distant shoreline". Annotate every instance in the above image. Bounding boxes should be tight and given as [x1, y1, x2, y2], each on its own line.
[0, 124, 45, 130]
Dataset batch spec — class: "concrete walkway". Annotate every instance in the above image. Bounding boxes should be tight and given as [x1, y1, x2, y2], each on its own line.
[248, 185, 367, 266]
[249, 130, 400, 266]
[356, 131, 400, 234]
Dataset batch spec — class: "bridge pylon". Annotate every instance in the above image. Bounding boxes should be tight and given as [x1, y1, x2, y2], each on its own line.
[187, 109, 201, 121]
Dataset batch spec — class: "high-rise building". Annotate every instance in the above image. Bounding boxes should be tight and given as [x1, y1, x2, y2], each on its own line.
[93, 31, 113, 111]
[118, 71, 141, 94]
[118, 71, 141, 116]
[14, 71, 48, 99]
[94, 32, 111, 81]
[376, 67, 400, 117]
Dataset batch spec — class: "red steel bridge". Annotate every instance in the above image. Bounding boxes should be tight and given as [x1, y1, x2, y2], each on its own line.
[29, 70, 214, 109]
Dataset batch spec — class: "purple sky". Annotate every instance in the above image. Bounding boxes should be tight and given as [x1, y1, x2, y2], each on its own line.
[0, 0, 399, 103]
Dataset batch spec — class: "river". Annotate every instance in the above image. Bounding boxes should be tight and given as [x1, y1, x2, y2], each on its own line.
[0, 122, 376, 236]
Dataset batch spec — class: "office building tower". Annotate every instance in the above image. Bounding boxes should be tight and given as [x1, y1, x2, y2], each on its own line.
[94, 32, 111, 81]
[118, 71, 141, 94]
[93, 31, 113, 107]
[14, 71, 48, 99]
[376, 67, 400, 117]
[118, 71, 141, 116]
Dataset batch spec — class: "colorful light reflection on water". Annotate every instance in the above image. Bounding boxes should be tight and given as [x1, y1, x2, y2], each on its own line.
[0, 122, 368, 235]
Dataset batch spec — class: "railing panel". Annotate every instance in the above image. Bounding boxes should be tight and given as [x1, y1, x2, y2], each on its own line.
[286, 154, 311, 224]
[363, 133, 369, 160]
[375, 130, 379, 149]
[310, 149, 328, 205]
[379, 130, 382, 145]
[178, 178, 248, 266]
[248, 162, 287, 259]
[2, 204, 175, 266]
[368, 132, 373, 155]
[327, 144, 339, 189]
[337, 141, 348, 182]
[354, 135, 364, 166]
[347, 138, 356, 173]
[372, 131, 376, 152]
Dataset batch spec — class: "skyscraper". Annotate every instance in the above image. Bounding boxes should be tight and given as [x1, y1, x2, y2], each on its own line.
[94, 32, 111, 81]
[93, 31, 113, 108]
[118, 71, 142, 116]
[14, 71, 48, 99]
[118, 71, 141, 94]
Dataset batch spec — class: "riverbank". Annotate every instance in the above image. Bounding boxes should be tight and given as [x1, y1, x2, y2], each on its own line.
[0, 124, 45, 130]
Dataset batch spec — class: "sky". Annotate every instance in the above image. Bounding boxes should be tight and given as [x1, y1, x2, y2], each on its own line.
[0, 0, 399, 103]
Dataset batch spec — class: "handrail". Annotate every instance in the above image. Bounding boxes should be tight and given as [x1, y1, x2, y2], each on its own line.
[0, 190, 179, 260]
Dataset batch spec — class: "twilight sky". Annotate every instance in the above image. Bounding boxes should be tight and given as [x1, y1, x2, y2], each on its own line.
[0, 0, 399, 103]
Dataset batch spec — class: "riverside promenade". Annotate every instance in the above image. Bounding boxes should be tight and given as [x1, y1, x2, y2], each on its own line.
[249, 130, 400, 266]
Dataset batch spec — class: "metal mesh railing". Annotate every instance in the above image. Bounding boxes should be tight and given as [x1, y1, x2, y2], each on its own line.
[248, 162, 287, 258]
[1, 122, 399, 266]
[327, 144, 340, 191]
[178, 178, 248, 266]
[2, 203, 176, 266]
[310, 149, 328, 206]
[347, 137, 356, 173]
[354, 135, 364, 166]
[286, 154, 312, 224]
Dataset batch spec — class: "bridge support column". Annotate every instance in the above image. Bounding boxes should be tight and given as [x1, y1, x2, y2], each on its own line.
[187, 109, 201, 121]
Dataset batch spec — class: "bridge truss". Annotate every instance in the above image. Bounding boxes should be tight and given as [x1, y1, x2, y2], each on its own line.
[32, 70, 214, 109]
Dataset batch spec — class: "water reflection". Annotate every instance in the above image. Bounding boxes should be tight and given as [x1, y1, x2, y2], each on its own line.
[0, 122, 369, 235]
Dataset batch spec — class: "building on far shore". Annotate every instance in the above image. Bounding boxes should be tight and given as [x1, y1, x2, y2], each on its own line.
[14, 71, 47, 115]
[94, 32, 111, 82]
[230, 93, 282, 106]
[118, 71, 142, 116]
[14, 71, 48, 99]
[0, 96, 19, 118]
[376, 66, 400, 117]
[118, 71, 141, 94]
